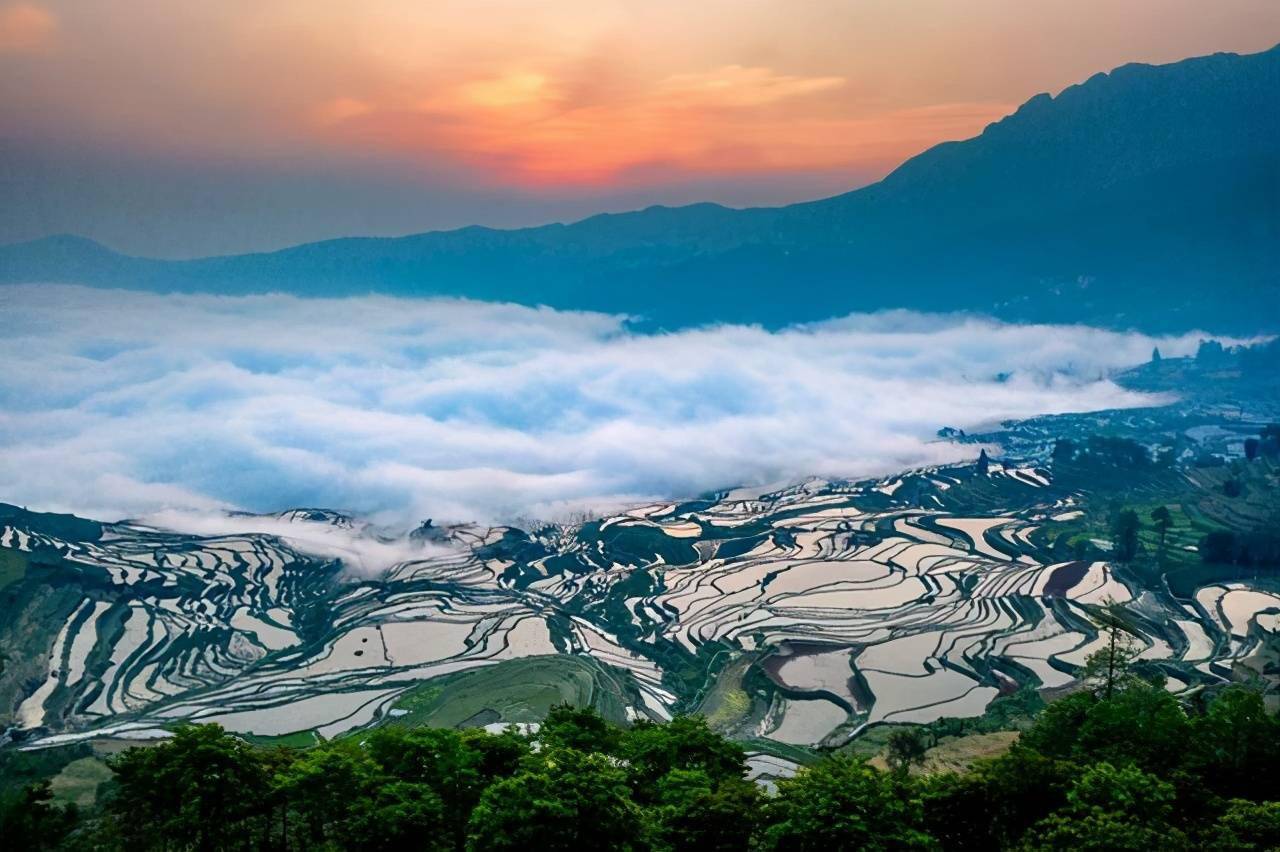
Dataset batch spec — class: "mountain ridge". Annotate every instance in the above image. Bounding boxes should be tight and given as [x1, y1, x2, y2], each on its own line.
[2, 44, 1277, 332]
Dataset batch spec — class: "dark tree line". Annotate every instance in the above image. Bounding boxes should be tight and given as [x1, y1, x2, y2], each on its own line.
[1200, 529, 1280, 568]
[1110, 508, 1142, 562]
[1243, 425, 1280, 462]
[1051, 436, 1158, 470]
[4, 679, 1280, 851]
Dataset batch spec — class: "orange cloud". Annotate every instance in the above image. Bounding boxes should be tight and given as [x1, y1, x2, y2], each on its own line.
[0, 1, 55, 54]
[654, 66, 846, 108]
[456, 72, 553, 109]
[312, 96, 374, 126]
[316, 64, 1008, 188]
[10, 0, 1274, 208]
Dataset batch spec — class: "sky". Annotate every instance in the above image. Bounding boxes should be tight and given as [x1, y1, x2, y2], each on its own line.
[1, 284, 1247, 527]
[2, 1, 1278, 257]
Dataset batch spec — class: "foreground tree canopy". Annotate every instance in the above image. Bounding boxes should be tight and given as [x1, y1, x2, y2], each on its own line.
[3, 683, 1280, 851]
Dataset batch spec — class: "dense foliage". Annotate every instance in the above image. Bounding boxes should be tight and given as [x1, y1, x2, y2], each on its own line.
[3, 677, 1279, 851]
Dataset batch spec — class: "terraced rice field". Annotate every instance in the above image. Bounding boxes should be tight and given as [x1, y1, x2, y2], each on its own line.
[3, 457, 1278, 750]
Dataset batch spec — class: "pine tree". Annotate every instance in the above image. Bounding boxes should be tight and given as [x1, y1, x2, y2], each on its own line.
[1082, 604, 1142, 699]
[1151, 506, 1172, 565]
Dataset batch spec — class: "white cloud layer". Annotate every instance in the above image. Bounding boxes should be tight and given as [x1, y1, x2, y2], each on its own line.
[0, 284, 1223, 525]
[135, 509, 450, 576]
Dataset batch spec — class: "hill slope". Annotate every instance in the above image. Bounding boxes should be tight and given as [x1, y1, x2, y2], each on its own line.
[2, 45, 1277, 331]
[3, 433, 1279, 749]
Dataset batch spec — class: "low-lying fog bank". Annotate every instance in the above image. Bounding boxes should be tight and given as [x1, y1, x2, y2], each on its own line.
[0, 284, 1241, 524]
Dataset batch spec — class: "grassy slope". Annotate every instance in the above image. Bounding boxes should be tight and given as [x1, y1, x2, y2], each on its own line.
[241, 730, 321, 749]
[695, 655, 755, 732]
[48, 756, 112, 808]
[0, 550, 27, 591]
[387, 655, 637, 729]
[866, 731, 1021, 776]
[0, 578, 84, 725]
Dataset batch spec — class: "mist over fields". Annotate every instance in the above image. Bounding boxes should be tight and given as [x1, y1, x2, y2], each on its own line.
[0, 284, 1230, 526]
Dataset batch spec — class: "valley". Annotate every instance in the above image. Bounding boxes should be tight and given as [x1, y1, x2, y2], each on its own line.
[3, 350, 1277, 760]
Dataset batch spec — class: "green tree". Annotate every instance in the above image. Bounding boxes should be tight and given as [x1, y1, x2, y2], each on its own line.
[255, 745, 300, 850]
[1051, 439, 1077, 465]
[886, 727, 929, 775]
[365, 726, 481, 846]
[1075, 683, 1191, 775]
[1208, 800, 1280, 851]
[1017, 680, 1192, 777]
[647, 768, 760, 852]
[460, 727, 531, 786]
[1080, 604, 1143, 700]
[277, 741, 379, 847]
[1019, 762, 1188, 850]
[1151, 506, 1173, 562]
[762, 755, 935, 851]
[619, 715, 747, 795]
[1019, 691, 1097, 759]
[989, 745, 1075, 839]
[1189, 687, 1280, 801]
[1110, 509, 1141, 562]
[922, 771, 994, 852]
[1200, 530, 1240, 565]
[467, 747, 642, 852]
[0, 781, 79, 851]
[104, 724, 269, 852]
[344, 780, 448, 852]
[539, 703, 622, 754]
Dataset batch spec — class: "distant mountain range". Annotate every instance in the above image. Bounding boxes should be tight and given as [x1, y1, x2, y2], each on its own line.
[3, 44, 1277, 332]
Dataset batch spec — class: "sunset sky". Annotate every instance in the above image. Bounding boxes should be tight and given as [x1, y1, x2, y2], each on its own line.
[3, 0, 1278, 256]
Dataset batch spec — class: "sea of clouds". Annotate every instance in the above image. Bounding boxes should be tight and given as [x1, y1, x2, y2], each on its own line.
[0, 284, 1229, 528]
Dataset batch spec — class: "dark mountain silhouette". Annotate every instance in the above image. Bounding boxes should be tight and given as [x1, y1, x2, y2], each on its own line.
[3, 44, 1277, 332]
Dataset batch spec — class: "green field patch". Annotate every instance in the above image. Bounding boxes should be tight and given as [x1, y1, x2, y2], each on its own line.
[241, 729, 320, 749]
[596, 523, 700, 567]
[388, 655, 636, 729]
[0, 743, 93, 799]
[867, 730, 1020, 776]
[49, 756, 113, 809]
[696, 655, 755, 732]
[840, 723, 902, 759]
[0, 548, 28, 591]
[737, 737, 820, 766]
[0, 504, 103, 543]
